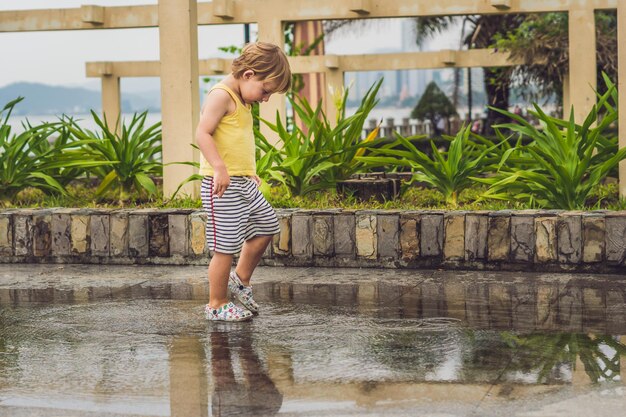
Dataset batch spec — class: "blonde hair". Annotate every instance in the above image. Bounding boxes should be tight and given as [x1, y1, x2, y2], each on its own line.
[231, 42, 292, 93]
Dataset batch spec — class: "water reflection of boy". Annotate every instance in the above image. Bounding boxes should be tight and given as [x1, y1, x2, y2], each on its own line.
[210, 330, 283, 417]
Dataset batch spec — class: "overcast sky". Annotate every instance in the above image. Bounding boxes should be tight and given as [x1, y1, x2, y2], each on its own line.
[0, 1, 458, 90]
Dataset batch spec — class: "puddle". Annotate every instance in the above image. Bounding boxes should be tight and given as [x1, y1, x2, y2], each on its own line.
[0, 270, 625, 416]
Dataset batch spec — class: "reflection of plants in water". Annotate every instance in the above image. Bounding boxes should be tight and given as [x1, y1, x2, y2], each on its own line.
[501, 332, 626, 383]
[366, 319, 469, 379]
[459, 330, 517, 383]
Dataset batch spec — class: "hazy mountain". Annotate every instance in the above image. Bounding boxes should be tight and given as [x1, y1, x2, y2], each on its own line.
[0, 82, 161, 115]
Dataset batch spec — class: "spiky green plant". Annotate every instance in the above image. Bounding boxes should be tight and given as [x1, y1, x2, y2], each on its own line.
[256, 79, 383, 196]
[477, 86, 625, 209]
[0, 98, 111, 202]
[64, 111, 162, 200]
[358, 126, 499, 207]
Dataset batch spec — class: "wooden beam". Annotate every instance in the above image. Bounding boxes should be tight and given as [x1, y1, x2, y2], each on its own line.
[86, 50, 522, 78]
[0, 0, 618, 32]
[0, 5, 158, 31]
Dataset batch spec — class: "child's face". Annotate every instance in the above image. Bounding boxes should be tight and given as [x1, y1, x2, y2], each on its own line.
[240, 70, 277, 105]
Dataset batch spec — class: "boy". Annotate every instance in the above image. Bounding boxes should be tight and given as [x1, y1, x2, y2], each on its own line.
[196, 42, 291, 321]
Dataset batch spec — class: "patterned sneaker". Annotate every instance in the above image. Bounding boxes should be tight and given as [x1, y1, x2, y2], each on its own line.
[228, 271, 259, 314]
[205, 301, 253, 322]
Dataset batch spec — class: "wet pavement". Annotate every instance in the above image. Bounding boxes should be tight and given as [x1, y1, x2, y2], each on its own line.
[0, 264, 625, 417]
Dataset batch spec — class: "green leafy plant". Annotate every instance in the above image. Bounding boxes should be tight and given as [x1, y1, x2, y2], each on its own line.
[598, 72, 618, 118]
[477, 87, 626, 209]
[64, 111, 162, 201]
[0, 98, 109, 202]
[358, 126, 499, 207]
[257, 79, 383, 196]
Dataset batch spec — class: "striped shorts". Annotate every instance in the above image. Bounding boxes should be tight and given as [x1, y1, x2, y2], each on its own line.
[200, 176, 280, 255]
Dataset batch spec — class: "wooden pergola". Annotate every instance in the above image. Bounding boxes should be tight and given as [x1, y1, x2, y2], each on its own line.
[0, 0, 623, 197]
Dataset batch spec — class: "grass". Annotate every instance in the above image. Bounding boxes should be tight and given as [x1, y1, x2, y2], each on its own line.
[3, 181, 624, 211]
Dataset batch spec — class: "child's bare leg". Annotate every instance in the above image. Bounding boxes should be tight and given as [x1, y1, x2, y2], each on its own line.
[208, 252, 233, 308]
[234, 235, 272, 285]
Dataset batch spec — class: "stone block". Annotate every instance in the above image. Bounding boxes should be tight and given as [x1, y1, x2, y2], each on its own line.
[110, 212, 129, 257]
[313, 214, 334, 256]
[0, 213, 13, 256]
[487, 214, 510, 261]
[443, 212, 464, 260]
[292, 212, 313, 258]
[510, 215, 535, 262]
[535, 216, 557, 263]
[420, 213, 443, 257]
[272, 212, 292, 256]
[355, 212, 377, 259]
[334, 212, 356, 257]
[465, 213, 488, 261]
[605, 215, 626, 264]
[51, 211, 72, 256]
[400, 212, 420, 261]
[70, 213, 90, 255]
[557, 214, 582, 264]
[90, 214, 110, 257]
[582, 215, 605, 263]
[33, 212, 52, 257]
[14, 212, 34, 256]
[168, 214, 189, 256]
[377, 214, 399, 259]
[128, 213, 149, 257]
[149, 214, 169, 257]
[190, 212, 207, 256]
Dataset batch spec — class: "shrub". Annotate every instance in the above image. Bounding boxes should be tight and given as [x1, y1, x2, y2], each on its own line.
[477, 87, 625, 209]
[0, 98, 110, 202]
[64, 111, 162, 201]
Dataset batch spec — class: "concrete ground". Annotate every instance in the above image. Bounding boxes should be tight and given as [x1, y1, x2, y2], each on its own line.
[0, 264, 624, 417]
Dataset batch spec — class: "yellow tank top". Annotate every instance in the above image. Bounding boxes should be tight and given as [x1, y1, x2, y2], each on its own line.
[198, 84, 256, 176]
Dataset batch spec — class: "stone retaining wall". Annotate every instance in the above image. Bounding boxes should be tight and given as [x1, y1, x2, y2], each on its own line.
[1, 208, 625, 273]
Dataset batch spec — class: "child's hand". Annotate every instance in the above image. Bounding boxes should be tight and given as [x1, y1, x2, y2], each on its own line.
[251, 175, 262, 187]
[213, 167, 230, 197]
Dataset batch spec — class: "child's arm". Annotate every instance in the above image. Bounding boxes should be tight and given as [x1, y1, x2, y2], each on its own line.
[196, 89, 232, 197]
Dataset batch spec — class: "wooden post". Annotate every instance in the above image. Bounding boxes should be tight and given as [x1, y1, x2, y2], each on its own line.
[158, 0, 200, 198]
[568, 6, 597, 123]
[325, 67, 344, 127]
[257, 12, 286, 146]
[101, 75, 121, 130]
